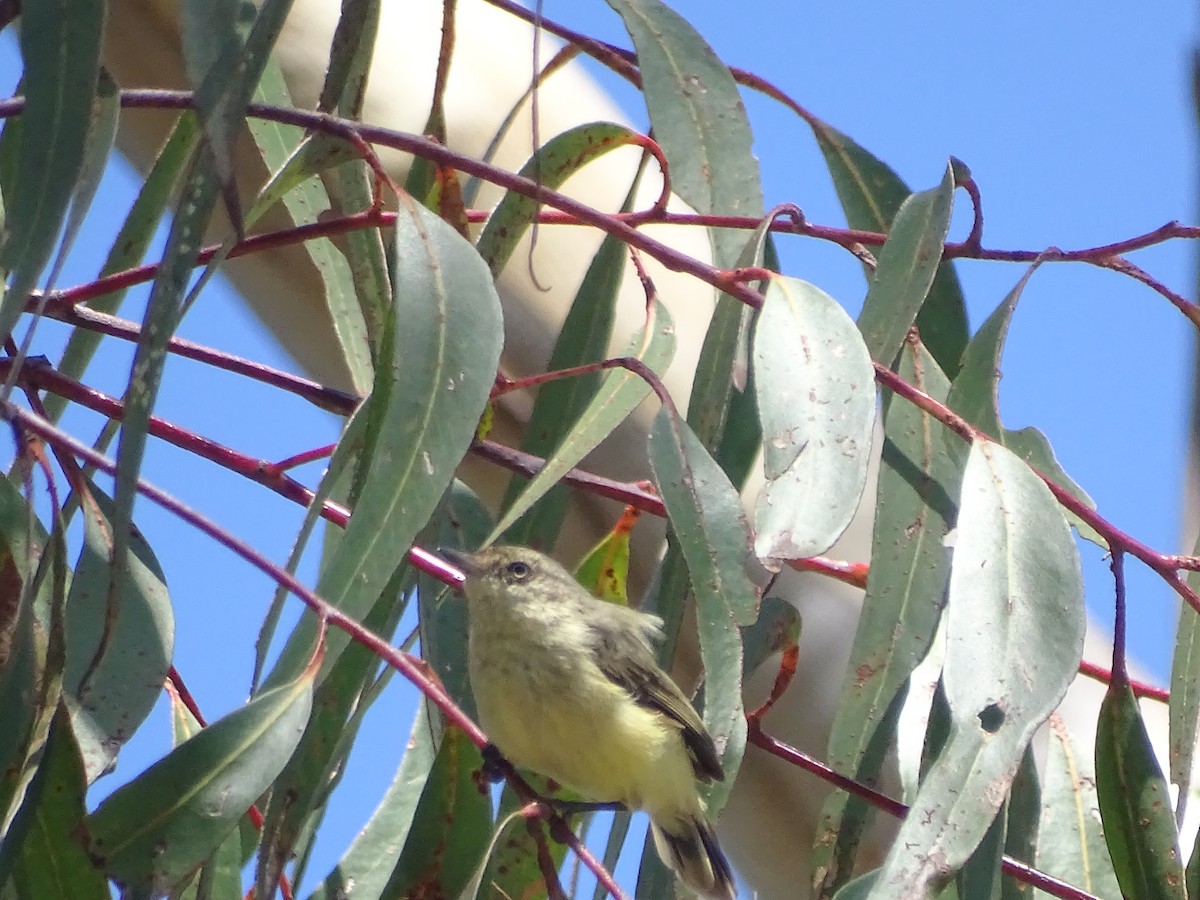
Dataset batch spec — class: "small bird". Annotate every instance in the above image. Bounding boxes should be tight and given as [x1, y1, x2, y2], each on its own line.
[441, 544, 736, 900]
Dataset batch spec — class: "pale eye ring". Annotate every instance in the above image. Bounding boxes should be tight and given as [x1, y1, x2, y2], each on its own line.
[506, 561, 531, 580]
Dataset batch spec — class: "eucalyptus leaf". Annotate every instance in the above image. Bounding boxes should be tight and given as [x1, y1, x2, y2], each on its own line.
[752, 276, 876, 564]
[603, 0, 763, 269]
[867, 441, 1084, 898]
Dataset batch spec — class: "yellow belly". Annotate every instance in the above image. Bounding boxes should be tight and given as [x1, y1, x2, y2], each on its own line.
[470, 650, 699, 817]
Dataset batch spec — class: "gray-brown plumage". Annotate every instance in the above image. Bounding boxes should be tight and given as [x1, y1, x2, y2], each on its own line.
[443, 544, 736, 899]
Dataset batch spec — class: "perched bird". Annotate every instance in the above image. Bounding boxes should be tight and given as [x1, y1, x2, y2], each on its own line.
[442, 544, 736, 899]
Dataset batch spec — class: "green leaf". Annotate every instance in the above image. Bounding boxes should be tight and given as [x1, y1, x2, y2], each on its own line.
[741, 596, 801, 679]
[1096, 676, 1185, 899]
[8, 705, 108, 899]
[247, 59, 373, 394]
[178, 0, 258, 234]
[1035, 715, 1121, 899]
[751, 276, 877, 563]
[166, 682, 254, 900]
[999, 747, 1040, 900]
[254, 565, 413, 897]
[417, 482, 494, 720]
[0, 479, 50, 833]
[489, 299, 675, 541]
[113, 0, 293, 671]
[957, 809, 1004, 900]
[647, 408, 759, 810]
[500, 174, 636, 548]
[867, 441, 1084, 898]
[947, 266, 1104, 547]
[0, 0, 102, 345]
[379, 726, 491, 900]
[687, 214, 772, 463]
[476, 122, 646, 276]
[45, 68, 120, 289]
[87, 665, 316, 896]
[64, 486, 174, 782]
[1171, 529, 1200, 831]
[857, 164, 956, 366]
[815, 338, 959, 892]
[264, 196, 501, 688]
[811, 122, 968, 376]
[304, 700, 442, 900]
[603, 0, 763, 269]
[46, 112, 200, 422]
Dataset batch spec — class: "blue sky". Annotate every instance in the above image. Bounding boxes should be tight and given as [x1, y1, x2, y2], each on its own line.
[1, 0, 1196, 891]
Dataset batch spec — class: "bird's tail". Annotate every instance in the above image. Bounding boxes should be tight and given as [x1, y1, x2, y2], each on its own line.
[650, 814, 736, 900]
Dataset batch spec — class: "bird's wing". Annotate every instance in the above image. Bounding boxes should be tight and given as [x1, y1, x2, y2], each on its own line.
[590, 620, 724, 783]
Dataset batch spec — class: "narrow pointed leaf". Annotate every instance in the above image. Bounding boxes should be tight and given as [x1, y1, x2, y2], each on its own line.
[687, 214, 772, 463]
[811, 121, 967, 376]
[857, 164, 955, 366]
[87, 667, 315, 896]
[8, 706, 108, 899]
[378, 726, 491, 900]
[500, 177, 634, 548]
[752, 276, 876, 564]
[46, 112, 200, 422]
[247, 60, 373, 393]
[65, 487, 174, 782]
[947, 267, 1104, 547]
[1096, 677, 1185, 899]
[867, 441, 1084, 898]
[603, 0, 763, 269]
[1170, 531, 1200, 828]
[0, 0, 102, 345]
[647, 408, 759, 807]
[816, 338, 959, 891]
[489, 299, 675, 540]
[476, 122, 645, 276]
[265, 197, 501, 688]
[304, 701, 442, 900]
[1035, 715, 1121, 899]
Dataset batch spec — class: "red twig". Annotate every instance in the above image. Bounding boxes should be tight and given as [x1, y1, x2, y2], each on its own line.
[746, 723, 1103, 900]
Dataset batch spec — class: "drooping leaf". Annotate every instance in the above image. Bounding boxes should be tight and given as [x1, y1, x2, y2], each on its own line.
[1096, 675, 1185, 900]
[500, 171, 639, 549]
[687, 213, 773, 467]
[489, 299, 675, 541]
[46, 111, 200, 422]
[477, 122, 647, 276]
[263, 195, 502, 689]
[246, 59, 373, 393]
[7, 705, 108, 899]
[867, 441, 1084, 898]
[87, 664, 316, 896]
[1035, 715, 1121, 899]
[752, 276, 877, 564]
[647, 408, 759, 810]
[604, 0, 763, 270]
[946, 266, 1104, 547]
[304, 700, 442, 900]
[857, 164, 956, 366]
[0, 0, 103, 346]
[815, 338, 959, 892]
[1171, 530, 1200, 830]
[112, 0, 293, 670]
[64, 486, 174, 782]
[811, 121, 967, 376]
[377, 726, 491, 900]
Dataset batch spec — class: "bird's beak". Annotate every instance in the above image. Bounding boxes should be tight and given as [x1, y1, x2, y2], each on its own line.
[438, 546, 482, 578]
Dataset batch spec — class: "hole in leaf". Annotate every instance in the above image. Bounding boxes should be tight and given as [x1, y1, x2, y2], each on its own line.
[977, 703, 1005, 733]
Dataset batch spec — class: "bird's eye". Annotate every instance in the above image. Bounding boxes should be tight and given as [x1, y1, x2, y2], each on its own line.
[506, 561, 532, 580]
